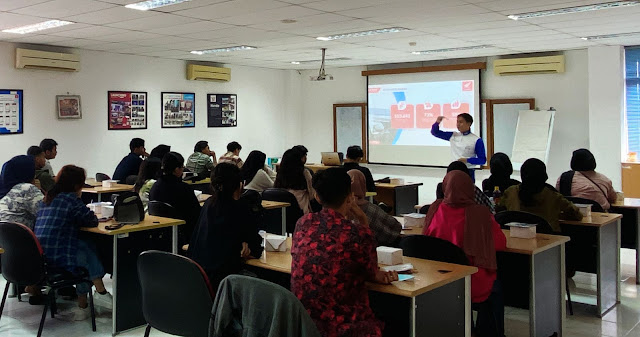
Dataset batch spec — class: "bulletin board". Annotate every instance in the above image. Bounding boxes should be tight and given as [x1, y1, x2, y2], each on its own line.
[333, 103, 366, 158]
[0, 89, 23, 135]
[511, 110, 556, 168]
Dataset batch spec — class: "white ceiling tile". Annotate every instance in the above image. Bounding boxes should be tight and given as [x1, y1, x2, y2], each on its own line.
[10, 0, 117, 19]
[337, 0, 469, 19]
[300, 0, 395, 12]
[215, 5, 323, 26]
[106, 12, 200, 30]
[6, 34, 74, 44]
[91, 31, 165, 43]
[174, 0, 289, 20]
[290, 19, 384, 36]
[146, 21, 233, 35]
[248, 13, 352, 31]
[61, 6, 162, 25]
[0, 0, 50, 11]
[0, 12, 55, 30]
[48, 26, 131, 38]
[55, 38, 111, 47]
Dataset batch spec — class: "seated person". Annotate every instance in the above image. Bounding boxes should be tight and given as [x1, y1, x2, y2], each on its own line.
[27, 146, 55, 192]
[149, 152, 201, 245]
[39, 138, 58, 176]
[291, 144, 314, 177]
[113, 138, 149, 183]
[482, 152, 520, 196]
[499, 158, 582, 232]
[437, 161, 494, 213]
[185, 140, 216, 178]
[274, 149, 315, 213]
[423, 170, 506, 337]
[348, 169, 401, 247]
[241, 150, 276, 193]
[188, 163, 263, 288]
[219, 141, 243, 168]
[34, 165, 113, 320]
[343, 145, 376, 192]
[556, 149, 617, 210]
[149, 144, 171, 160]
[0, 155, 44, 230]
[291, 168, 398, 337]
[133, 158, 161, 211]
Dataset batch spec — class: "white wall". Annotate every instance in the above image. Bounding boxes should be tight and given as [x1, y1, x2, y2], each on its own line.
[0, 42, 299, 178]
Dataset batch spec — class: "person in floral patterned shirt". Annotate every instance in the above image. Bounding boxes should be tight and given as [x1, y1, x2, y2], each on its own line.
[291, 168, 398, 337]
[0, 155, 44, 230]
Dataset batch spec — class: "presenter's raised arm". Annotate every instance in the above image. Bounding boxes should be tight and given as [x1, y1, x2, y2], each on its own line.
[431, 117, 453, 141]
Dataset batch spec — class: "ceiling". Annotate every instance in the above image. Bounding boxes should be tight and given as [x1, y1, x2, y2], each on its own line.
[1, 0, 640, 69]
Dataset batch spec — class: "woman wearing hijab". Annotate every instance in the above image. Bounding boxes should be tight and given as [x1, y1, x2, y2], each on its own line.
[0, 155, 44, 230]
[348, 169, 401, 247]
[482, 153, 520, 195]
[423, 170, 506, 337]
[499, 158, 582, 232]
[556, 149, 617, 210]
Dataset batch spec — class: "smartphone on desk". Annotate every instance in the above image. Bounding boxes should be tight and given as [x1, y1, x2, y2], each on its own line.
[105, 223, 124, 230]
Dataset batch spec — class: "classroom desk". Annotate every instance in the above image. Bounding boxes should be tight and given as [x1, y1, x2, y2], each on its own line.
[375, 182, 423, 216]
[81, 184, 134, 202]
[366, 191, 377, 203]
[560, 212, 622, 317]
[610, 198, 640, 284]
[81, 215, 184, 335]
[246, 238, 477, 337]
[185, 178, 212, 194]
[274, 163, 331, 173]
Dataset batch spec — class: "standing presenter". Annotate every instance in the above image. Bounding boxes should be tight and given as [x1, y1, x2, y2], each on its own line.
[431, 113, 486, 180]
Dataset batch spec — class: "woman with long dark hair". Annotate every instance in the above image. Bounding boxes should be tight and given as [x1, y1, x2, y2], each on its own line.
[482, 153, 520, 195]
[241, 150, 276, 193]
[274, 149, 315, 213]
[134, 158, 162, 210]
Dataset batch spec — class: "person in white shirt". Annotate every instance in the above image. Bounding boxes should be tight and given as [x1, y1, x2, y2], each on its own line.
[241, 151, 276, 193]
[431, 113, 486, 181]
[39, 138, 58, 176]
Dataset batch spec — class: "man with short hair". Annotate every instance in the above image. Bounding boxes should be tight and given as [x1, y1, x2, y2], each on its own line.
[113, 138, 149, 183]
[39, 138, 58, 176]
[219, 141, 243, 168]
[343, 145, 376, 192]
[186, 140, 216, 177]
[431, 113, 486, 180]
[27, 146, 55, 192]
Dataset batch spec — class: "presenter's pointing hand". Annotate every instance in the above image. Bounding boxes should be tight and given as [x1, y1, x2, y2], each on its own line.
[436, 116, 445, 124]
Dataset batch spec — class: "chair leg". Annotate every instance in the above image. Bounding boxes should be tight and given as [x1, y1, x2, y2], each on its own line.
[0, 282, 10, 321]
[16, 284, 21, 302]
[49, 290, 57, 318]
[144, 324, 152, 337]
[88, 284, 96, 332]
[566, 278, 574, 316]
[37, 299, 49, 337]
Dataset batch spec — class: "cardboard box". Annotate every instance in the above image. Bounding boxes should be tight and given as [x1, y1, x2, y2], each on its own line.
[403, 213, 426, 228]
[376, 246, 403, 265]
[264, 234, 287, 252]
[574, 204, 592, 217]
[506, 222, 537, 239]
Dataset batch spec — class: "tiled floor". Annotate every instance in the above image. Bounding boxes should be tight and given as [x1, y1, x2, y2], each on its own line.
[2, 249, 640, 336]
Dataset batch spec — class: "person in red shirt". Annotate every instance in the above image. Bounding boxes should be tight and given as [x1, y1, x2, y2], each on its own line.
[291, 168, 398, 337]
[423, 170, 506, 337]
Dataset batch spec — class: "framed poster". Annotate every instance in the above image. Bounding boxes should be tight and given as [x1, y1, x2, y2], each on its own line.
[108, 91, 147, 130]
[207, 94, 237, 127]
[0, 89, 23, 135]
[56, 95, 82, 119]
[162, 92, 195, 128]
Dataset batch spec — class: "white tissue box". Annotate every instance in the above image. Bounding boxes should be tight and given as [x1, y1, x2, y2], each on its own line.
[403, 213, 426, 228]
[390, 178, 405, 185]
[376, 246, 403, 265]
[574, 204, 592, 217]
[506, 222, 537, 239]
[193, 190, 203, 198]
[102, 180, 117, 188]
[264, 234, 287, 252]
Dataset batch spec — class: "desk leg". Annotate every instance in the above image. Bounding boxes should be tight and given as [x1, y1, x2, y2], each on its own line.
[530, 244, 564, 337]
[172, 226, 178, 254]
[97, 193, 102, 203]
[368, 195, 374, 203]
[597, 219, 621, 317]
[636, 209, 640, 284]
[465, 276, 471, 337]
[281, 208, 286, 235]
[414, 277, 467, 337]
[111, 235, 118, 336]
[394, 186, 420, 215]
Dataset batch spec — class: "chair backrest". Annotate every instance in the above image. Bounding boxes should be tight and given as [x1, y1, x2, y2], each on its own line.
[418, 204, 431, 214]
[494, 210, 554, 234]
[210, 275, 321, 337]
[262, 188, 304, 234]
[95, 173, 111, 182]
[138, 250, 215, 337]
[148, 201, 178, 218]
[124, 175, 138, 185]
[399, 235, 469, 266]
[0, 222, 46, 285]
[565, 196, 604, 213]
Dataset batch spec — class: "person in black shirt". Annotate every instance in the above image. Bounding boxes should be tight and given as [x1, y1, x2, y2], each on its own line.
[342, 145, 376, 192]
[112, 138, 149, 182]
[482, 152, 520, 196]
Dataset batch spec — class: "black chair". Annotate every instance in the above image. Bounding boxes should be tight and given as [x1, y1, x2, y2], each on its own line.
[494, 211, 554, 234]
[148, 201, 178, 218]
[262, 188, 304, 234]
[418, 204, 431, 215]
[138, 250, 215, 337]
[124, 175, 138, 185]
[565, 196, 604, 213]
[95, 173, 111, 182]
[399, 235, 469, 265]
[0, 222, 96, 337]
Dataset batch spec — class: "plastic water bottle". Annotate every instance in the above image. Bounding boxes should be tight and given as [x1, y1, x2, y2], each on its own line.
[492, 186, 502, 205]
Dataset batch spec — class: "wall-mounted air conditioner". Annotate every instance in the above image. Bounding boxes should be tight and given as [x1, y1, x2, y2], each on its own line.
[15, 48, 80, 72]
[187, 64, 231, 81]
[493, 55, 565, 75]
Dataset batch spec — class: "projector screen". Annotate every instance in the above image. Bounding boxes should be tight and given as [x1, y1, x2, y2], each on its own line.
[367, 69, 481, 166]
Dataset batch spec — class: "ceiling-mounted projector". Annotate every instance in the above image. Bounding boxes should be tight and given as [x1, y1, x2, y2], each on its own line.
[310, 48, 333, 81]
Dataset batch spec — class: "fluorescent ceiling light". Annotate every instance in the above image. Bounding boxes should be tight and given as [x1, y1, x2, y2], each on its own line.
[125, 0, 190, 11]
[507, 1, 639, 20]
[316, 27, 408, 41]
[290, 61, 301, 64]
[411, 45, 490, 54]
[291, 57, 351, 64]
[2, 20, 73, 34]
[190, 46, 257, 55]
[581, 31, 640, 40]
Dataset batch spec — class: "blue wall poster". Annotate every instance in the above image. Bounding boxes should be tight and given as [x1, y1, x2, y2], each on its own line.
[0, 90, 23, 135]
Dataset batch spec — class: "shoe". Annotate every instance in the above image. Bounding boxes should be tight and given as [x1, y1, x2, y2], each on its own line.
[92, 291, 113, 310]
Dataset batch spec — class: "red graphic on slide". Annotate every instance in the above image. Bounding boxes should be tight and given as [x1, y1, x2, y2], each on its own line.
[442, 101, 469, 129]
[368, 87, 381, 93]
[416, 103, 441, 128]
[390, 103, 415, 129]
[462, 81, 474, 91]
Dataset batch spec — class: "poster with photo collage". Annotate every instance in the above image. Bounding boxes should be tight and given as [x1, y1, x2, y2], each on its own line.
[108, 91, 147, 130]
[207, 94, 237, 127]
[0, 90, 23, 135]
[162, 92, 195, 128]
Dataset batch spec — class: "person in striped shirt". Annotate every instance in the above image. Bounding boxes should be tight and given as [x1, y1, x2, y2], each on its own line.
[186, 140, 216, 178]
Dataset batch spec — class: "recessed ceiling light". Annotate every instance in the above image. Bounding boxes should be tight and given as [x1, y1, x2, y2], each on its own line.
[507, 1, 639, 20]
[125, 0, 190, 11]
[411, 45, 490, 54]
[281, 19, 297, 24]
[2, 20, 74, 34]
[581, 31, 640, 40]
[190, 45, 257, 55]
[316, 27, 408, 41]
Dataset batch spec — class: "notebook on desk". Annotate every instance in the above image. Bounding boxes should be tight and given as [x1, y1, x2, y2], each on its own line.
[320, 152, 342, 166]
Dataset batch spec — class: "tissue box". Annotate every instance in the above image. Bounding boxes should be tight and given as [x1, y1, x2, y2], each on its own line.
[506, 222, 537, 239]
[264, 234, 287, 252]
[102, 180, 117, 188]
[193, 190, 203, 198]
[403, 213, 426, 228]
[574, 204, 592, 217]
[390, 178, 405, 185]
[376, 246, 403, 265]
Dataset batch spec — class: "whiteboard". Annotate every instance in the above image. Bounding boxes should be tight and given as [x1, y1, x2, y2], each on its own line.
[512, 110, 555, 167]
[335, 105, 365, 154]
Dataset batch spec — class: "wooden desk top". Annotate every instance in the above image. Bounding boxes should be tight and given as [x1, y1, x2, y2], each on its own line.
[502, 229, 570, 255]
[365, 192, 377, 197]
[560, 212, 622, 227]
[198, 194, 290, 209]
[375, 182, 424, 189]
[274, 163, 332, 173]
[246, 238, 477, 298]
[185, 178, 211, 185]
[84, 179, 103, 187]
[80, 215, 184, 235]
[81, 184, 134, 194]
[612, 198, 640, 209]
